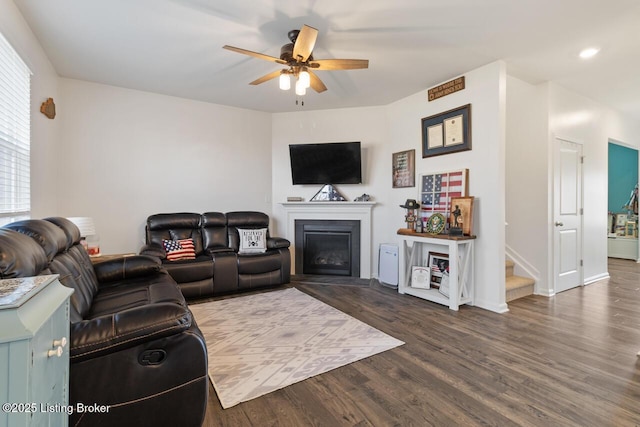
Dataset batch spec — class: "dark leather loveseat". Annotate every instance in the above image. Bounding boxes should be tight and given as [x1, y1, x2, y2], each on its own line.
[0, 217, 208, 427]
[141, 211, 291, 298]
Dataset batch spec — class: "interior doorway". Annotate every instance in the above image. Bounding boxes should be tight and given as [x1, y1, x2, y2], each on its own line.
[607, 141, 639, 261]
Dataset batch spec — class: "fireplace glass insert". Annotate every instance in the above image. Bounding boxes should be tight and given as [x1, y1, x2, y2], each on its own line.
[295, 220, 360, 277]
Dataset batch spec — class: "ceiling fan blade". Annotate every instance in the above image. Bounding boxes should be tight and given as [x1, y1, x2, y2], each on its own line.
[223, 45, 287, 64]
[292, 25, 318, 62]
[309, 71, 327, 93]
[249, 70, 283, 86]
[309, 59, 369, 70]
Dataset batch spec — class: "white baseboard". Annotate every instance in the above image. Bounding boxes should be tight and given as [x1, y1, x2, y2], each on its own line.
[584, 272, 610, 285]
[474, 299, 510, 314]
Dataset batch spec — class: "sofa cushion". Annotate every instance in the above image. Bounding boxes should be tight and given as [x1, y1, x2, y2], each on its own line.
[0, 228, 48, 278]
[162, 255, 214, 283]
[45, 216, 82, 247]
[3, 219, 68, 262]
[226, 211, 270, 252]
[146, 213, 204, 256]
[88, 270, 185, 318]
[237, 251, 282, 275]
[238, 228, 267, 254]
[4, 219, 100, 322]
[163, 238, 196, 261]
[201, 212, 228, 252]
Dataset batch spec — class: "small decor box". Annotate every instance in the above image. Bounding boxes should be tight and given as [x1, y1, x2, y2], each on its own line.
[411, 266, 430, 289]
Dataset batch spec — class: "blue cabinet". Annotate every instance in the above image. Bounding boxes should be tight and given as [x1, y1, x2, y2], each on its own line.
[0, 275, 74, 427]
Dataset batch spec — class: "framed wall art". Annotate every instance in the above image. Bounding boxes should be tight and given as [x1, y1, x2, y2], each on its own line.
[392, 149, 415, 188]
[418, 169, 468, 230]
[421, 104, 471, 158]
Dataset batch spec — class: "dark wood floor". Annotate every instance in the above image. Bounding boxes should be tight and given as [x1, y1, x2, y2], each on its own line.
[202, 259, 640, 426]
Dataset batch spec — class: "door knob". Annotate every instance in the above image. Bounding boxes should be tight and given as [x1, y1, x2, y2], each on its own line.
[555, 221, 564, 227]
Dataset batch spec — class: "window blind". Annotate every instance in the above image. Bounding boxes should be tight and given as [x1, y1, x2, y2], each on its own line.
[0, 32, 31, 226]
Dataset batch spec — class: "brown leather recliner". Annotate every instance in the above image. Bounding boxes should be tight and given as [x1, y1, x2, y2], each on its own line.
[0, 217, 208, 427]
[141, 211, 291, 298]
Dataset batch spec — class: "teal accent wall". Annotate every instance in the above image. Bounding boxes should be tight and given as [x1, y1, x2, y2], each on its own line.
[608, 143, 638, 212]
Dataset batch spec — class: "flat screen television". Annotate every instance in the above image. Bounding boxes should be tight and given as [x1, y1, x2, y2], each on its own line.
[289, 142, 362, 185]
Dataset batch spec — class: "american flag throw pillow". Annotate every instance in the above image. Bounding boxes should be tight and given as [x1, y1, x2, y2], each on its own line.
[162, 238, 196, 261]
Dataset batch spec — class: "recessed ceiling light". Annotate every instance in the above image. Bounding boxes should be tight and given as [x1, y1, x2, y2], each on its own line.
[579, 47, 600, 59]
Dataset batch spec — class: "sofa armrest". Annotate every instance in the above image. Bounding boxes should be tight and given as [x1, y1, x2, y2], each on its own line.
[268, 237, 290, 249]
[140, 242, 166, 259]
[69, 302, 192, 362]
[93, 255, 162, 284]
[206, 246, 234, 255]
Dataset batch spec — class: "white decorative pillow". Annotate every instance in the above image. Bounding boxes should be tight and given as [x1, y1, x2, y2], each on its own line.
[238, 228, 267, 254]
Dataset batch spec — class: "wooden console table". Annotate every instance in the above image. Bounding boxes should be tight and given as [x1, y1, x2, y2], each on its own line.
[397, 229, 475, 310]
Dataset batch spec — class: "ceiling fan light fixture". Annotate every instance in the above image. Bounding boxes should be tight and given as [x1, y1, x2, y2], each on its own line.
[279, 70, 291, 90]
[295, 78, 306, 96]
[299, 68, 310, 89]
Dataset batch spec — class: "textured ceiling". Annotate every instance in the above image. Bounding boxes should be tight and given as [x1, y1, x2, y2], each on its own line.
[14, 0, 640, 118]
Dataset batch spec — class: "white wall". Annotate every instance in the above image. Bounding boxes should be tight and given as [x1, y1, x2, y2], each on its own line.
[57, 79, 272, 254]
[547, 83, 640, 286]
[270, 105, 390, 267]
[272, 61, 508, 313]
[505, 76, 548, 291]
[1, 0, 61, 218]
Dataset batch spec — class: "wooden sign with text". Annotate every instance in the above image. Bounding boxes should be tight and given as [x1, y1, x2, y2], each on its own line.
[428, 77, 465, 102]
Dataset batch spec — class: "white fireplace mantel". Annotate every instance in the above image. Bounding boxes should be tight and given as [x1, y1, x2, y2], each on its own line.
[280, 202, 376, 279]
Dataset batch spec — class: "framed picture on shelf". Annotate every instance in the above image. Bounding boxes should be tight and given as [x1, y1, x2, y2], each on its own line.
[449, 196, 475, 236]
[427, 252, 449, 289]
[421, 104, 471, 158]
[411, 265, 430, 289]
[392, 149, 415, 188]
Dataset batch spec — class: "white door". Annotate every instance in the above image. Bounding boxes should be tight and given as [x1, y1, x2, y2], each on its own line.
[553, 138, 583, 293]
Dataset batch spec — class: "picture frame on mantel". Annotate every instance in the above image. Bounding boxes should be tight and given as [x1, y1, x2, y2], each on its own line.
[421, 104, 471, 158]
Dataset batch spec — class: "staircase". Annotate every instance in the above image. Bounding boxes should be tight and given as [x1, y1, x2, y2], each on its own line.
[506, 259, 535, 302]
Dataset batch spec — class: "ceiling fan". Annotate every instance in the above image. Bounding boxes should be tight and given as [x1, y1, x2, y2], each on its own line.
[223, 25, 369, 97]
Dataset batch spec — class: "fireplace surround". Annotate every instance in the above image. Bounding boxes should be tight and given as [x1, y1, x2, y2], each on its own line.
[280, 201, 376, 279]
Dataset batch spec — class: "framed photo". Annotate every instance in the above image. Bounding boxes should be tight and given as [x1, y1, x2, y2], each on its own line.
[411, 265, 430, 289]
[427, 252, 449, 289]
[422, 104, 471, 158]
[392, 149, 415, 188]
[450, 196, 475, 236]
[418, 169, 468, 230]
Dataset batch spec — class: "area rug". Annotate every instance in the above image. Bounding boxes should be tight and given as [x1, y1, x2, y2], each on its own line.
[188, 287, 404, 408]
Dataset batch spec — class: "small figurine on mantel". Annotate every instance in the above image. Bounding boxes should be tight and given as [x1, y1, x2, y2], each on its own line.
[449, 204, 463, 236]
[400, 199, 420, 231]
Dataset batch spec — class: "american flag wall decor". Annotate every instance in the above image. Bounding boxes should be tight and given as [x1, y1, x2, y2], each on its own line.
[418, 169, 468, 228]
